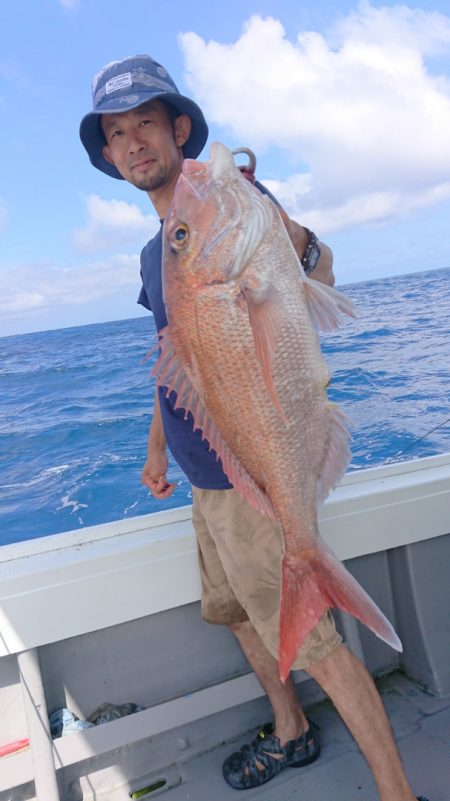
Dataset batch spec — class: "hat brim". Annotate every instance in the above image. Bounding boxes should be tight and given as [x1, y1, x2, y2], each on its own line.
[80, 91, 208, 179]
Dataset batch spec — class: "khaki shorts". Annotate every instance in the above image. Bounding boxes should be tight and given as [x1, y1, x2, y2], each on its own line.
[192, 486, 342, 671]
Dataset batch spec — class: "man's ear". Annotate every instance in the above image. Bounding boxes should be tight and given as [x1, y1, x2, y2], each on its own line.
[102, 144, 116, 167]
[174, 114, 192, 149]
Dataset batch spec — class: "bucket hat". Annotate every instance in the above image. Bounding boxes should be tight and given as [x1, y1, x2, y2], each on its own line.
[80, 55, 209, 180]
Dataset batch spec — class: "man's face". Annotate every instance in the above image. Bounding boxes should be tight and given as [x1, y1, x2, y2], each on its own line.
[101, 100, 190, 193]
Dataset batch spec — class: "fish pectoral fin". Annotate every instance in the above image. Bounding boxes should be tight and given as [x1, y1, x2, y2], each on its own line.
[278, 544, 402, 683]
[303, 274, 357, 332]
[240, 281, 287, 419]
[152, 326, 277, 522]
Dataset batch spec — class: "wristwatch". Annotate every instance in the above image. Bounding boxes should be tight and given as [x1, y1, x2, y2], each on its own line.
[301, 228, 321, 275]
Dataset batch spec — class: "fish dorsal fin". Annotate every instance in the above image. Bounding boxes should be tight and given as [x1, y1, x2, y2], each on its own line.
[241, 281, 287, 418]
[152, 327, 276, 521]
[317, 403, 351, 504]
[303, 274, 357, 332]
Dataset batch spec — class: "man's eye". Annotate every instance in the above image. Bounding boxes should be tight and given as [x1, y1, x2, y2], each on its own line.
[110, 130, 122, 138]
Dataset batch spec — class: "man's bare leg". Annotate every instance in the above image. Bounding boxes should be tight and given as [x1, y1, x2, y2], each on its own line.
[230, 620, 309, 743]
[230, 620, 416, 801]
[308, 644, 416, 801]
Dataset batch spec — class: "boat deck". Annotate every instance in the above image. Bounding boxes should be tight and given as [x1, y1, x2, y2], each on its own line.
[132, 672, 449, 801]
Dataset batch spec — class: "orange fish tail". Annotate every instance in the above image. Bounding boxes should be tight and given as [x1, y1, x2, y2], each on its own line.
[279, 548, 402, 682]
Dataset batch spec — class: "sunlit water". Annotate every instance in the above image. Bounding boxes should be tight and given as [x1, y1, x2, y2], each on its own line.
[1, 267, 449, 546]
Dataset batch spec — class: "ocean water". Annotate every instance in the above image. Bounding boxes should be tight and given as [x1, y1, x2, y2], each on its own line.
[1, 267, 449, 547]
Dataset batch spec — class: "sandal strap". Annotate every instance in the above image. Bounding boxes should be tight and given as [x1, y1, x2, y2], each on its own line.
[223, 729, 287, 788]
[222, 718, 320, 789]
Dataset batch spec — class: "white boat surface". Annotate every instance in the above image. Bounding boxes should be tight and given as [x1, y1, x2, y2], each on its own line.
[0, 452, 449, 801]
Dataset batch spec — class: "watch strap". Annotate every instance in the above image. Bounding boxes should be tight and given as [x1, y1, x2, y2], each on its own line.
[301, 228, 321, 275]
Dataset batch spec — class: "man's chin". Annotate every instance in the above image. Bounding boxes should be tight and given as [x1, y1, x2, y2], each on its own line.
[131, 173, 166, 193]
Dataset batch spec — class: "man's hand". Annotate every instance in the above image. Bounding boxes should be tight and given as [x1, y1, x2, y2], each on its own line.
[141, 448, 176, 499]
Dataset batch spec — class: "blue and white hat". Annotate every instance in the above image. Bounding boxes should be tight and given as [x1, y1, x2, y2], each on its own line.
[80, 54, 209, 180]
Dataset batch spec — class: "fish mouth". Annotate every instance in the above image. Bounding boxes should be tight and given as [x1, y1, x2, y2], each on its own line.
[181, 142, 236, 184]
[177, 142, 274, 281]
[180, 142, 239, 199]
[209, 141, 236, 178]
[177, 171, 210, 202]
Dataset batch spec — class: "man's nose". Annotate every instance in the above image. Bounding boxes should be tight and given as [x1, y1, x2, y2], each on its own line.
[127, 130, 147, 153]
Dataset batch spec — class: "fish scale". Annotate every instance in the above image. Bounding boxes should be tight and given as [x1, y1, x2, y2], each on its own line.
[154, 141, 402, 680]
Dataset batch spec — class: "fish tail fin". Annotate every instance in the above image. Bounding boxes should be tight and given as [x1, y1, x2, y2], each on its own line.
[279, 547, 402, 682]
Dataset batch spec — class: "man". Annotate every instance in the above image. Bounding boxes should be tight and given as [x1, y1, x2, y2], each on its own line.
[80, 55, 427, 799]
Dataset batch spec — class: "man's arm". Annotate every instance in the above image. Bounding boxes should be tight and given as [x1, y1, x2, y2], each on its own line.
[278, 207, 335, 287]
[141, 391, 176, 499]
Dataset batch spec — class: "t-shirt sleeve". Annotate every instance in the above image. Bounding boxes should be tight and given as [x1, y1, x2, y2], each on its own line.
[137, 283, 152, 311]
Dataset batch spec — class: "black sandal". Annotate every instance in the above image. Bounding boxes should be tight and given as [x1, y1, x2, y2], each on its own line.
[222, 719, 320, 790]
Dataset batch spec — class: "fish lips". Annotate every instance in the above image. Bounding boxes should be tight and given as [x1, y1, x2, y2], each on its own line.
[180, 141, 238, 198]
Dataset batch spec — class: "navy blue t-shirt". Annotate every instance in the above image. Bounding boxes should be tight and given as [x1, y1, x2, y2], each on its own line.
[137, 180, 279, 489]
[138, 224, 233, 489]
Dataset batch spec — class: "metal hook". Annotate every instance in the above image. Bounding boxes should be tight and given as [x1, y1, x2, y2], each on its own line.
[231, 147, 257, 174]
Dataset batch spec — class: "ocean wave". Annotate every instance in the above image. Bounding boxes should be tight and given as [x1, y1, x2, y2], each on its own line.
[1, 268, 449, 545]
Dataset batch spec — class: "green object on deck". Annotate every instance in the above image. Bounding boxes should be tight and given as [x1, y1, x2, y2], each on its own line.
[129, 779, 166, 798]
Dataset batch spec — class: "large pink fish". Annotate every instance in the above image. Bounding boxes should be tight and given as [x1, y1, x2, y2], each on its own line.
[154, 142, 402, 681]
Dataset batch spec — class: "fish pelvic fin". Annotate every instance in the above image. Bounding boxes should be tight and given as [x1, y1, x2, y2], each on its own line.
[303, 275, 357, 332]
[240, 281, 288, 420]
[278, 546, 402, 683]
[152, 327, 276, 521]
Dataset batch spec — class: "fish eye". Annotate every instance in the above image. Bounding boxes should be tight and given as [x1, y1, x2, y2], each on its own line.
[175, 225, 188, 241]
[171, 224, 189, 250]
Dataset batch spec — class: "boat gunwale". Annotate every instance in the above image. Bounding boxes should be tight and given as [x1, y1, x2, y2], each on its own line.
[0, 453, 449, 656]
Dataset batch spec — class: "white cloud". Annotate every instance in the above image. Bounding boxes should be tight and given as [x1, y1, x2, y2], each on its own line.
[262, 175, 450, 233]
[179, 4, 450, 231]
[0, 254, 140, 318]
[331, 2, 450, 55]
[1, 196, 159, 331]
[73, 195, 159, 253]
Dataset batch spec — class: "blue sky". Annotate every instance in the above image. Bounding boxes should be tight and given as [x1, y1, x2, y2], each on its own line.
[1, 0, 450, 336]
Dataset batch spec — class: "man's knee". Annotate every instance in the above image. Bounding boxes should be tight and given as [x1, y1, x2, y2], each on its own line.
[228, 619, 252, 635]
[306, 642, 348, 682]
[305, 643, 374, 690]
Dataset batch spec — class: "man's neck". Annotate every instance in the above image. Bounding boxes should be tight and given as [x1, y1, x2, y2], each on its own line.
[147, 161, 184, 219]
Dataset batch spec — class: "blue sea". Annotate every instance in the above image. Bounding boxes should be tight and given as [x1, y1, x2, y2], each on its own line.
[1, 267, 449, 547]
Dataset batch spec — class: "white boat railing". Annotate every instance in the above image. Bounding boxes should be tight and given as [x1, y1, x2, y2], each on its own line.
[0, 453, 449, 801]
[1, 453, 449, 657]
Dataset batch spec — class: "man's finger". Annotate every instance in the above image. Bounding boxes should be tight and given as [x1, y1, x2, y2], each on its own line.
[152, 481, 176, 499]
[143, 474, 176, 498]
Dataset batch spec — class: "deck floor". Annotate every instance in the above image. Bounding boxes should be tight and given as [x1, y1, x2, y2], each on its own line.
[138, 672, 450, 801]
